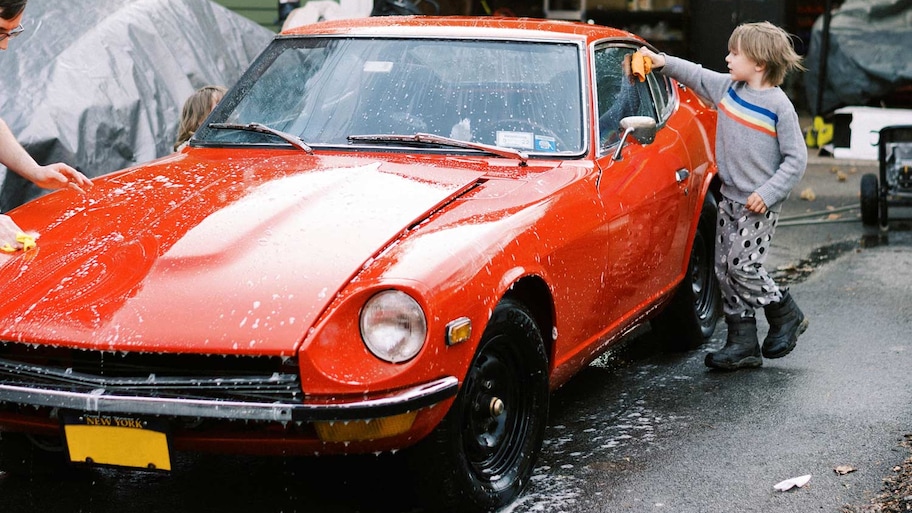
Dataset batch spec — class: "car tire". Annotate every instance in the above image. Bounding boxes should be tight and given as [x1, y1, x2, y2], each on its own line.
[654, 193, 722, 350]
[408, 299, 549, 513]
[0, 432, 70, 477]
[860, 173, 880, 227]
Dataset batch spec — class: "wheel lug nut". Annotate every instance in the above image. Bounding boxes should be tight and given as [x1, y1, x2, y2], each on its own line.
[489, 397, 504, 417]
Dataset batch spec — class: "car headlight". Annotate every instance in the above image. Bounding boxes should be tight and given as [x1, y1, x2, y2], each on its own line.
[360, 290, 427, 363]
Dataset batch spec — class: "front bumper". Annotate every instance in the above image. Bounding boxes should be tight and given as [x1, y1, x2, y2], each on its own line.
[0, 356, 458, 423]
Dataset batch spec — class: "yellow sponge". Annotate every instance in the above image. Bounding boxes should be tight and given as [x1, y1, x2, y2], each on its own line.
[631, 53, 653, 82]
[1, 232, 37, 253]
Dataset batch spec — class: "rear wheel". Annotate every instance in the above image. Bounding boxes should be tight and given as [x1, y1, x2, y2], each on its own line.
[409, 299, 549, 513]
[654, 194, 722, 349]
[860, 173, 880, 227]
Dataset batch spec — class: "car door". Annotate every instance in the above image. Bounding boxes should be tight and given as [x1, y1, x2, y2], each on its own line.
[593, 44, 695, 321]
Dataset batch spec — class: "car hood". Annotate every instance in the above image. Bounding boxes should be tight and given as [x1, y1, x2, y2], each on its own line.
[0, 152, 484, 356]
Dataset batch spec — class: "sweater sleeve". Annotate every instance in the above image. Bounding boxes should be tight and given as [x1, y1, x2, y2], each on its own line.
[754, 107, 808, 208]
[661, 55, 732, 105]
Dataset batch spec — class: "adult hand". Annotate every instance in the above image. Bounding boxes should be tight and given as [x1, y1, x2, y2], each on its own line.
[0, 214, 25, 251]
[746, 192, 768, 214]
[28, 163, 94, 194]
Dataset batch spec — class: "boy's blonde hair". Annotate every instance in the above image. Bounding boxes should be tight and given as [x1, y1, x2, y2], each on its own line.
[728, 21, 805, 87]
[174, 85, 227, 151]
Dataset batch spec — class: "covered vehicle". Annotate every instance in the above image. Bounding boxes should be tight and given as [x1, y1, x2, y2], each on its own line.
[0, 16, 720, 512]
[0, 0, 272, 210]
[804, 0, 912, 116]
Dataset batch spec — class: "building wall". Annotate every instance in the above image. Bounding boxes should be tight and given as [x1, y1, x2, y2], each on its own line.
[212, 0, 281, 29]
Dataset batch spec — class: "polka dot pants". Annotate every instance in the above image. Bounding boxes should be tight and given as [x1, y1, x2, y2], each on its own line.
[715, 198, 783, 318]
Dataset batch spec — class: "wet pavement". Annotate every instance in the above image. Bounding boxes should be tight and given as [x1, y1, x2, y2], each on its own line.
[510, 230, 912, 513]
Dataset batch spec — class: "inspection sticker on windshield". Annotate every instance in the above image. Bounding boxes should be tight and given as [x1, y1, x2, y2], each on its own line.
[535, 135, 557, 152]
[495, 131, 534, 149]
[364, 61, 394, 73]
[62, 412, 172, 471]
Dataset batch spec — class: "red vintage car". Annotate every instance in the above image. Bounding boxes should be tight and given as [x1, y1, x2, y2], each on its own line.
[0, 16, 719, 512]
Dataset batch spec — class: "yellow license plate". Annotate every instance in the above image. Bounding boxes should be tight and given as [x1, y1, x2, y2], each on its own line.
[63, 414, 171, 471]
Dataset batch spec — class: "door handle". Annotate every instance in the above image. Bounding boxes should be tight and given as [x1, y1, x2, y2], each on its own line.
[675, 168, 690, 196]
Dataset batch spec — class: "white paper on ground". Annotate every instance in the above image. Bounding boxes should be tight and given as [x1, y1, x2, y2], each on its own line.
[773, 474, 812, 491]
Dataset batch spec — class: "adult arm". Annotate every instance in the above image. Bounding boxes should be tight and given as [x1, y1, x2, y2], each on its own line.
[0, 117, 94, 250]
[0, 118, 93, 194]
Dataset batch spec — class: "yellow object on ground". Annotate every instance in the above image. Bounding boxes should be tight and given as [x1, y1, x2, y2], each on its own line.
[631, 53, 652, 82]
[805, 116, 834, 148]
[0, 232, 37, 253]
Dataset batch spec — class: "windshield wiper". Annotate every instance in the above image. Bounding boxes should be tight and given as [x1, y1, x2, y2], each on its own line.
[348, 132, 528, 165]
[208, 122, 314, 154]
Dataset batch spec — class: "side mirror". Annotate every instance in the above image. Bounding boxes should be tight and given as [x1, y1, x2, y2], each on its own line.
[612, 116, 657, 161]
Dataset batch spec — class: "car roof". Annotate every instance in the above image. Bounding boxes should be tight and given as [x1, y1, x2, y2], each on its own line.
[280, 15, 638, 45]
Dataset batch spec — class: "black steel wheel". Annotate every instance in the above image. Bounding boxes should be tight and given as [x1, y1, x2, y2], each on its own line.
[654, 193, 722, 350]
[860, 173, 880, 227]
[409, 299, 549, 513]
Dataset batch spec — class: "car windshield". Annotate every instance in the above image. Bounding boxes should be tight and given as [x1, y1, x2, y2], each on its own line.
[196, 37, 585, 154]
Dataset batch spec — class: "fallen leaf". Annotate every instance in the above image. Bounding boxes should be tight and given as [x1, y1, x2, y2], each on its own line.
[774, 474, 812, 491]
[836, 171, 848, 182]
[800, 188, 816, 201]
[827, 213, 842, 220]
[835, 465, 857, 475]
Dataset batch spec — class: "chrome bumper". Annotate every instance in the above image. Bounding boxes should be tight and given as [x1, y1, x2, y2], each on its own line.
[0, 377, 459, 423]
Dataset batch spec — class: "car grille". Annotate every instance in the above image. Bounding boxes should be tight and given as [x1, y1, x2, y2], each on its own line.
[0, 342, 302, 404]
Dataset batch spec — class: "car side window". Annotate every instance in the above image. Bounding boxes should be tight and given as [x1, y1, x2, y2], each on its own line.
[646, 71, 674, 123]
[594, 46, 658, 149]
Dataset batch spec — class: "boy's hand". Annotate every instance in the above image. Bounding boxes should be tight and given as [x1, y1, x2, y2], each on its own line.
[746, 192, 768, 214]
[638, 47, 665, 68]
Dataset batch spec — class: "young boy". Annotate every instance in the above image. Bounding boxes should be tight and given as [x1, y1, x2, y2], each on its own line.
[639, 22, 809, 370]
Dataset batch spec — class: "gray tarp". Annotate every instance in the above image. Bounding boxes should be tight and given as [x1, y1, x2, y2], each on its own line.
[805, 0, 912, 116]
[0, 0, 273, 210]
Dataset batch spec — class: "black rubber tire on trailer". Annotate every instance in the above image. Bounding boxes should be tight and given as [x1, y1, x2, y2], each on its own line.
[879, 186, 890, 231]
[408, 299, 549, 513]
[654, 193, 722, 350]
[860, 173, 880, 227]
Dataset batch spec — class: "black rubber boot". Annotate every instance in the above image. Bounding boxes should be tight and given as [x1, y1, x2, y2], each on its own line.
[762, 290, 809, 359]
[705, 315, 762, 370]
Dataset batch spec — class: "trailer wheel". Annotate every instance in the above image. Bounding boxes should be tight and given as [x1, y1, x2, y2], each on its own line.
[860, 173, 880, 227]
